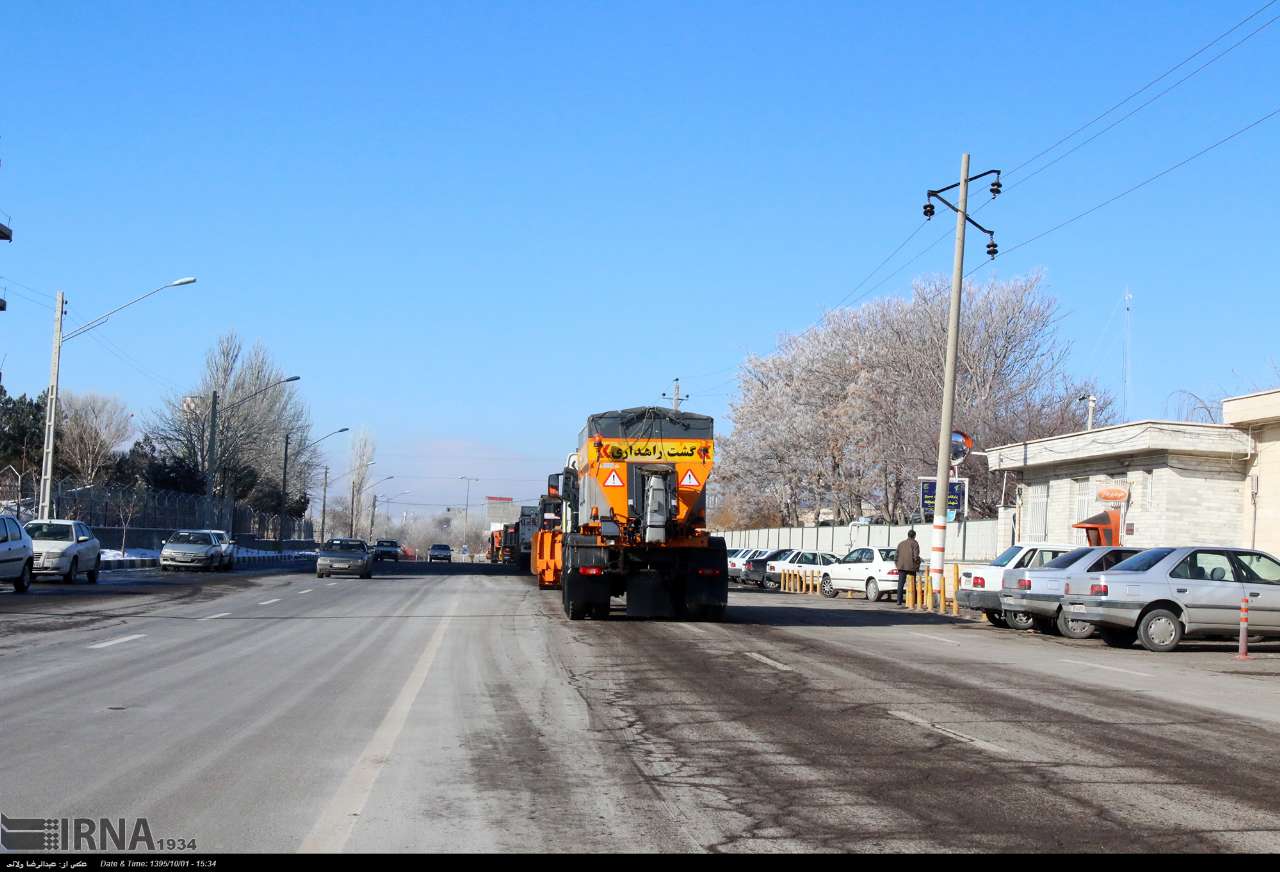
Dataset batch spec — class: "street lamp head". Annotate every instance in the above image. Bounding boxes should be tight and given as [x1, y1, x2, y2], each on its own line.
[168, 277, 197, 287]
[284, 375, 301, 383]
[337, 427, 350, 434]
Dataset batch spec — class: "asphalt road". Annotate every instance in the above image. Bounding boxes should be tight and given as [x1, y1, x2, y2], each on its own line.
[4, 563, 1280, 853]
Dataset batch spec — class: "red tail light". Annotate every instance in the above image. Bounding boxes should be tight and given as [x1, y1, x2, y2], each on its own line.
[887, 569, 899, 576]
[1089, 582, 1108, 596]
[580, 566, 604, 576]
[697, 567, 721, 576]
[972, 576, 986, 589]
[1017, 577, 1032, 590]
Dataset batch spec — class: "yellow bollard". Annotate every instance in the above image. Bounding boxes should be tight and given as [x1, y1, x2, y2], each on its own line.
[938, 566, 948, 613]
[905, 571, 916, 609]
[949, 564, 960, 616]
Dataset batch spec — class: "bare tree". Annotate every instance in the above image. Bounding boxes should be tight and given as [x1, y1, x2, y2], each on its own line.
[719, 272, 1111, 523]
[347, 429, 376, 534]
[115, 480, 146, 557]
[60, 392, 134, 487]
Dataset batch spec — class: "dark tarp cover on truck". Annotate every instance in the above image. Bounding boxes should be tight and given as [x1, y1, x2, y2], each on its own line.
[581, 407, 714, 445]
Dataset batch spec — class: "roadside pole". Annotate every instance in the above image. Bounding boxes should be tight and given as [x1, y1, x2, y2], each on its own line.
[206, 390, 218, 528]
[319, 466, 329, 543]
[1236, 596, 1251, 660]
[278, 432, 290, 552]
[37, 291, 65, 518]
[927, 154, 971, 602]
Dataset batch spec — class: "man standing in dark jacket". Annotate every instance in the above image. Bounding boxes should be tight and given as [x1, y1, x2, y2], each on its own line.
[895, 530, 921, 606]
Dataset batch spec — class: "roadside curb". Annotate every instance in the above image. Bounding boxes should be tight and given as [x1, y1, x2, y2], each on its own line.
[100, 555, 316, 572]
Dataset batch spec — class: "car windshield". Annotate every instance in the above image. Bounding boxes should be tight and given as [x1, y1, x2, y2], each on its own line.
[169, 532, 213, 546]
[324, 540, 366, 552]
[26, 522, 73, 541]
[377, 541, 398, 547]
[990, 545, 1022, 567]
[431, 545, 450, 551]
[1111, 548, 1175, 572]
[1045, 547, 1094, 569]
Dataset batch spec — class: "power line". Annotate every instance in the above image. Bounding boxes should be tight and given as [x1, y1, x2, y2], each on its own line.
[1005, 0, 1279, 178]
[965, 103, 1280, 279]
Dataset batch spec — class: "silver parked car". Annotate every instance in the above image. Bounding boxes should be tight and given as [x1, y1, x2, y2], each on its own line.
[26, 519, 103, 583]
[1, 516, 34, 593]
[999, 545, 1143, 638]
[317, 538, 374, 579]
[1061, 545, 1280, 652]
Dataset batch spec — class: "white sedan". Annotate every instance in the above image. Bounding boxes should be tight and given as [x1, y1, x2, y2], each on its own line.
[822, 547, 902, 600]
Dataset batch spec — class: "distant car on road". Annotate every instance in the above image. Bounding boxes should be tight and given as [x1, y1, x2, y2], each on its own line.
[1, 516, 34, 593]
[161, 529, 235, 572]
[823, 547, 901, 601]
[316, 538, 374, 579]
[1000, 545, 1143, 638]
[428, 544, 452, 563]
[1062, 545, 1280, 652]
[372, 539, 401, 562]
[25, 519, 102, 584]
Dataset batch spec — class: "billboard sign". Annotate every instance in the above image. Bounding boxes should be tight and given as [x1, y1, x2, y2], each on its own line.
[919, 477, 969, 522]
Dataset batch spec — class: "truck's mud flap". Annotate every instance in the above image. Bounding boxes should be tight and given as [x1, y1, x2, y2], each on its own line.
[625, 572, 679, 618]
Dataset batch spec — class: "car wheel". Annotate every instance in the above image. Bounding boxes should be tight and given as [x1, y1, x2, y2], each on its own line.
[1137, 608, 1183, 653]
[87, 559, 100, 584]
[985, 610, 1009, 629]
[1056, 608, 1095, 639]
[316, 569, 324, 578]
[64, 557, 78, 585]
[360, 569, 372, 579]
[820, 575, 837, 598]
[225, 559, 235, 572]
[762, 576, 780, 592]
[1004, 610, 1035, 631]
[13, 561, 32, 593]
[1032, 616, 1060, 636]
[865, 579, 879, 602]
[1099, 627, 1138, 649]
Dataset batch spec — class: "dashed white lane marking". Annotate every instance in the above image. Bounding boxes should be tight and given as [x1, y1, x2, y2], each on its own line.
[197, 613, 231, 621]
[1060, 658, 1153, 678]
[674, 621, 707, 634]
[888, 710, 1009, 755]
[326, 582, 337, 586]
[87, 634, 146, 650]
[298, 589, 313, 594]
[904, 632, 962, 645]
[745, 651, 793, 672]
[258, 599, 281, 606]
[299, 597, 457, 853]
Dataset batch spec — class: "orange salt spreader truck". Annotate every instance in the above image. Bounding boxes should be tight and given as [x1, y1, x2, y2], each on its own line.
[533, 406, 728, 621]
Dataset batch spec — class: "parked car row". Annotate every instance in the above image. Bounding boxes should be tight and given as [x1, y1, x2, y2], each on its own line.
[962, 541, 1280, 652]
[1, 518, 103, 592]
[727, 546, 910, 600]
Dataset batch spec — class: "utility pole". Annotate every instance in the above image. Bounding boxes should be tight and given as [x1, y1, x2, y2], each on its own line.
[37, 291, 66, 518]
[319, 465, 329, 543]
[662, 378, 684, 411]
[1122, 288, 1133, 420]
[369, 493, 377, 540]
[1086, 395, 1097, 430]
[922, 154, 1001, 608]
[349, 479, 357, 538]
[278, 432, 290, 552]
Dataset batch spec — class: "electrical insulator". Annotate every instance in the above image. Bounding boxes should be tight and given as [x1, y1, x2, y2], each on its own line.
[989, 179, 1002, 197]
[923, 202, 935, 219]
[986, 239, 998, 258]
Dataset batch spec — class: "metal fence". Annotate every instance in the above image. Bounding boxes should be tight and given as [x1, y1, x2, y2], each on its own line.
[712, 517, 1002, 564]
[0, 471, 313, 543]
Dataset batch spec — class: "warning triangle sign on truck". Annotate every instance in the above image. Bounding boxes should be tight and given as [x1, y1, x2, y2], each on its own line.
[679, 470, 700, 488]
[603, 470, 624, 487]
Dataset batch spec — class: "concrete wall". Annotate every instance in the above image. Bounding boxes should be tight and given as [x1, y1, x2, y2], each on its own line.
[1243, 422, 1280, 554]
[714, 518, 1001, 562]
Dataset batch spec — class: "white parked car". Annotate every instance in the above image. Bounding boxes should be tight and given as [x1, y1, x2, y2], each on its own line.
[822, 547, 902, 600]
[1, 516, 34, 593]
[25, 519, 102, 584]
[766, 550, 838, 590]
[727, 549, 764, 580]
[957, 542, 1075, 629]
[999, 545, 1143, 638]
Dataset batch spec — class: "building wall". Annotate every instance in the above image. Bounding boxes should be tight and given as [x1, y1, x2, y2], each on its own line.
[1244, 422, 1280, 554]
[1016, 452, 1247, 548]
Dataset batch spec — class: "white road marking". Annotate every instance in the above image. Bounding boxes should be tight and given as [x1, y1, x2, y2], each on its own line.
[674, 621, 707, 634]
[87, 634, 146, 650]
[326, 582, 337, 586]
[300, 598, 457, 853]
[888, 710, 1009, 755]
[904, 632, 962, 645]
[1060, 658, 1153, 678]
[197, 613, 231, 621]
[298, 589, 313, 594]
[745, 651, 793, 672]
[258, 599, 281, 606]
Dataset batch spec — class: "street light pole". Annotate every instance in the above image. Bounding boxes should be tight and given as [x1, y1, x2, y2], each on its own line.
[460, 476, 479, 555]
[320, 466, 329, 543]
[278, 426, 348, 550]
[37, 277, 196, 518]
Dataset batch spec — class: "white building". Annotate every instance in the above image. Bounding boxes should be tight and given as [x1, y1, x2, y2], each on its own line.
[987, 388, 1280, 554]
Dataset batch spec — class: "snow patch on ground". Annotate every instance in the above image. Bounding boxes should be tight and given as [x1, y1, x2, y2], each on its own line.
[101, 548, 160, 560]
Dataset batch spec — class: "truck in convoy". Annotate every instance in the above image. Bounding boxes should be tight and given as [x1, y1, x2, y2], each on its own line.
[537, 406, 728, 620]
[515, 505, 538, 570]
[532, 474, 564, 589]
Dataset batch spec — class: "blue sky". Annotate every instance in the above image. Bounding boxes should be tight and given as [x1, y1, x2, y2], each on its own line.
[2, 1, 1278, 509]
